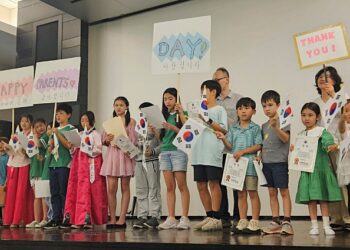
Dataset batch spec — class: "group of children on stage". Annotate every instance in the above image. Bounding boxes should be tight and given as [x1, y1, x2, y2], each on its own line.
[0, 66, 349, 237]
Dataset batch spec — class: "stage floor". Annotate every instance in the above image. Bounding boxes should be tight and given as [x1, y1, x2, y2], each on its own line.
[0, 220, 349, 250]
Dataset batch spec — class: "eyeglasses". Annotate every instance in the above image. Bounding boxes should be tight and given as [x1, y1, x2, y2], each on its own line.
[214, 77, 227, 81]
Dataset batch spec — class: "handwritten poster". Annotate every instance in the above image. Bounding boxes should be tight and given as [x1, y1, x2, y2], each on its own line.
[152, 16, 211, 74]
[294, 23, 350, 68]
[32, 57, 81, 104]
[0, 66, 34, 110]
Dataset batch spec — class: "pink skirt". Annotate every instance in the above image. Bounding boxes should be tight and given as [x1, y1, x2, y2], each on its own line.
[3, 165, 34, 225]
[100, 146, 135, 177]
[64, 150, 108, 225]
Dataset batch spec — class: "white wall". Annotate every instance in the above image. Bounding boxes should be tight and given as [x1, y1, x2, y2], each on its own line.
[88, 0, 350, 216]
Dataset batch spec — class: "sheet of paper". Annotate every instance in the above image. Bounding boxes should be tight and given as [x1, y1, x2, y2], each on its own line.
[114, 135, 140, 159]
[140, 105, 166, 129]
[221, 156, 248, 191]
[253, 160, 267, 186]
[102, 117, 127, 137]
[289, 135, 318, 173]
[62, 129, 81, 147]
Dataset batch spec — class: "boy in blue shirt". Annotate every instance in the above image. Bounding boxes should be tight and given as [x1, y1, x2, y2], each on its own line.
[217, 97, 262, 234]
[192, 80, 228, 231]
[0, 137, 9, 225]
[44, 103, 75, 229]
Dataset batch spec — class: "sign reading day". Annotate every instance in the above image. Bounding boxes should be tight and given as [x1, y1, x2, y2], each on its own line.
[0, 66, 34, 110]
[294, 23, 350, 68]
[32, 57, 81, 104]
[152, 16, 211, 74]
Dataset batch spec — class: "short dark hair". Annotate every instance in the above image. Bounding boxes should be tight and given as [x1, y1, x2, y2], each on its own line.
[216, 67, 229, 78]
[56, 103, 73, 115]
[301, 102, 321, 117]
[236, 97, 256, 110]
[0, 137, 9, 144]
[139, 102, 153, 109]
[33, 118, 46, 126]
[201, 80, 222, 98]
[81, 111, 95, 127]
[315, 66, 342, 95]
[261, 90, 280, 104]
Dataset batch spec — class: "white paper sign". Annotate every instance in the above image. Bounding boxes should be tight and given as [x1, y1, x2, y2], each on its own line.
[294, 24, 350, 68]
[172, 118, 205, 153]
[152, 16, 211, 74]
[0, 66, 34, 110]
[221, 156, 248, 191]
[279, 99, 293, 129]
[62, 129, 81, 148]
[289, 136, 319, 173]
[140, 105, 166, 129]
[32, 57, 81, 104]
[253, 160, 267, 186]
[114, 135, 140, 159]
[102, 117, 128, 138]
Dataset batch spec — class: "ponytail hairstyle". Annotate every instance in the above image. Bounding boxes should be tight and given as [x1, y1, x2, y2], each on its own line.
[159, 88, 183, 140]
[79, 111, 96, 132]
[113, 96, 131, 127]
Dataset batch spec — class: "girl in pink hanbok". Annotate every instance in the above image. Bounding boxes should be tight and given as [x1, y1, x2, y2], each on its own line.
[62, 111, 108, 229]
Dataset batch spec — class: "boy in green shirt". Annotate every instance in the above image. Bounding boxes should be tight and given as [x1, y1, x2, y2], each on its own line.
[44, 103, 75, 229]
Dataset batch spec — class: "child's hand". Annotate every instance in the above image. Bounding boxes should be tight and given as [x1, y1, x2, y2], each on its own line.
[324, 83, 335, 98]
[67, 141, 73, 149]
[233, 150, 244, 161]
[145, 147, 152, 157]
[215, 131, 225, 140]
[148, 124, 156, 133]
[175, 103, 184, 114]
[269, 115, 278, 128]
[52, 127, 58, 134]
[289, 144, 294, 152]
[327, 144, 339, 152]
[162, 122, 176, 131]
[105, 133, 114, 143]
[255, 156, 262, 162]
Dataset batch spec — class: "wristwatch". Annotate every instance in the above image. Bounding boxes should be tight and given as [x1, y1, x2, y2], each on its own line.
[207, 118, 213, 125]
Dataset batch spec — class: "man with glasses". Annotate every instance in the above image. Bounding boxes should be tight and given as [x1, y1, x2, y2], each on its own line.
[213, 67, 243, 228]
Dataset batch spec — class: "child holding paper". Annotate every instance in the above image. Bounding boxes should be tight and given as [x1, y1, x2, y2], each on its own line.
[101, 97, 137, 229]
[3, 114, 34, 227]
[0, 137, 9, 225]
[133, 102, 162, 229]
[294, 102, 342, 235]
[216, 97, 262, 234]
[44, 103, 75, 229]
[259, 90, 293, 235]
[26, 118, 50, 228]
[191, 80, 227, 231]
[62, 111, 107, 229]
[157, 88, 190, 230]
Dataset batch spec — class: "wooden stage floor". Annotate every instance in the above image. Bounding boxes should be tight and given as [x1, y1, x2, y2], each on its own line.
[0, 220, 349, 250]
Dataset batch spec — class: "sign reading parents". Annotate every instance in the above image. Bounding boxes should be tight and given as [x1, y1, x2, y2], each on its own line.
[152, 16, 211, 74]
[294, 23, 350, 68]
[32, 57, 81, 104]
[0, 66, 34, 110]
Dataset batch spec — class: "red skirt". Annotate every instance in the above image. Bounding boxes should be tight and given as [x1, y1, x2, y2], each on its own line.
[3, 165, 34, 225]
[64, 149, 108, 225]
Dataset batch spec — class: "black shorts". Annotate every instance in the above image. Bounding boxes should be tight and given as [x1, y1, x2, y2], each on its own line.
[193, 165, 223, 182]
[262, 162, 289, 188]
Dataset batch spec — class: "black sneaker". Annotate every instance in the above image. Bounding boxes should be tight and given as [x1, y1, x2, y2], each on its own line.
[344, 223, 350, 231]
[43, 220, 60, 230]
[144, 217, 159, 229]
[60, 214, 71, 229]
[83, 214, 92, 229]
[330, 223, 344, 231]
[133, 218, 147, 229]
[221, 219, 231, 228]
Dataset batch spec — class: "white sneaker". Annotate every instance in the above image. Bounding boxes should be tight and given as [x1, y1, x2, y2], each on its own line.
[177, 216, 191, 230]
[309, 227, 319, 235]
[193, 217, 211, 230]
[236, 219, 249, 230]
[26, 220, 38, 228]
[158, 217, 178, 230]
[201, 218, 223, 231]
[324, 226, 335, 235]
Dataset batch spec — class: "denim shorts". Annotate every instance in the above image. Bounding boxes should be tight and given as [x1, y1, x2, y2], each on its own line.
[159, 150, 188, 172]
[262, 162, 289, 188]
